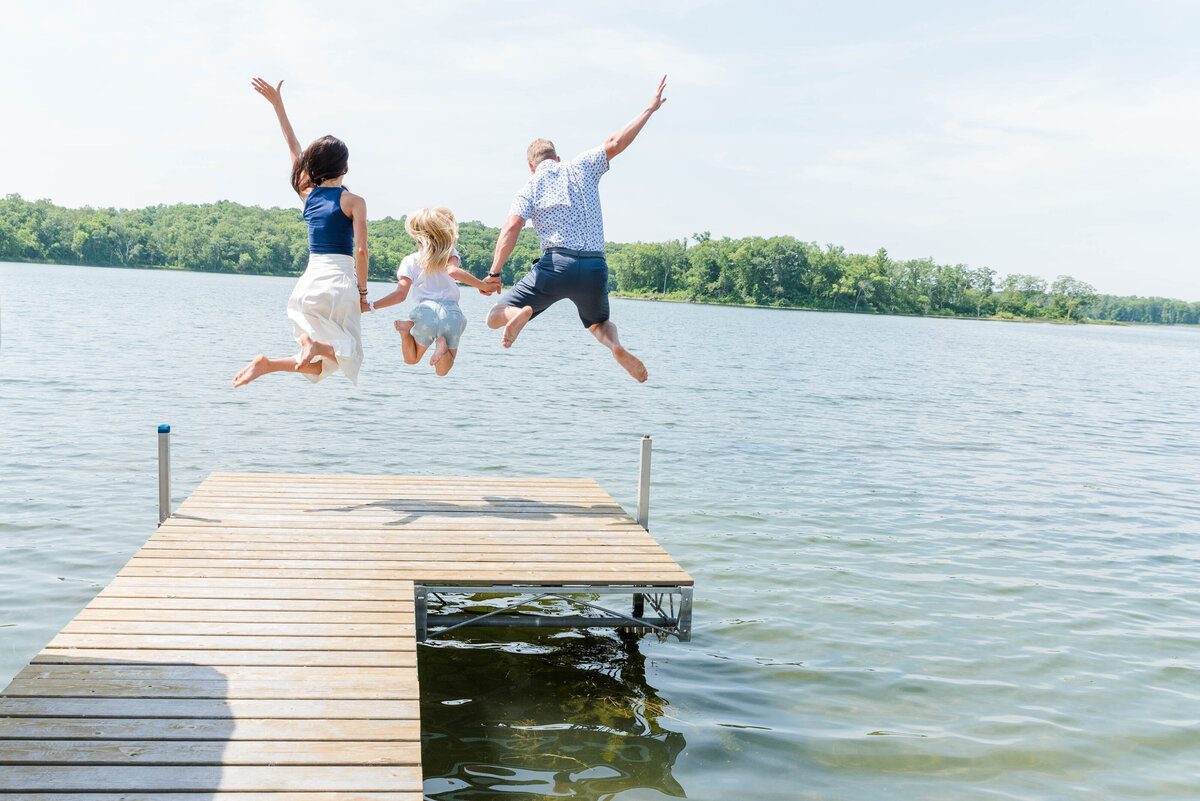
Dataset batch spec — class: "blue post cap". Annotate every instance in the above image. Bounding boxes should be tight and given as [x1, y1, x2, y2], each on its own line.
[158, 424, 171, 433]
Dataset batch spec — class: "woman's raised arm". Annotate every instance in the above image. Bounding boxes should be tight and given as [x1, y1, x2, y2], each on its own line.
[252, 78, 303, 165]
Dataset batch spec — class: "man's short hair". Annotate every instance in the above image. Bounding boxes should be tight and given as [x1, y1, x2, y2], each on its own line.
[526, 138, 557, 167]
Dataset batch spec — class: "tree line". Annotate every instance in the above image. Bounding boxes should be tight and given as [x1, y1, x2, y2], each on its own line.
[606, 235, 1200, 324]
[0, 194, 541, 284]
[2, 194, 1196, 324]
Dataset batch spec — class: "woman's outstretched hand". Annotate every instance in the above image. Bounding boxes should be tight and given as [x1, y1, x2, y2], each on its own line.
[252, 77, 284, 107]
[254, 77, 302, 167]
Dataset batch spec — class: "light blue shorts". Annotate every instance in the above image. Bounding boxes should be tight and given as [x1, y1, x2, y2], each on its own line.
[409, 299, 467, 350]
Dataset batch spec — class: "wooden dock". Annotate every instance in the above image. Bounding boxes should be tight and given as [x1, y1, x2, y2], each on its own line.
[0, 472, 693, 797]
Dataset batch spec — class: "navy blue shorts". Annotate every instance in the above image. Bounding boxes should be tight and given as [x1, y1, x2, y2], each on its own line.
[498, 252, 610, 328]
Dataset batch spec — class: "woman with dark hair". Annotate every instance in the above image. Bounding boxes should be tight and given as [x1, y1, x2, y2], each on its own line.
[233, 78, 371, 387]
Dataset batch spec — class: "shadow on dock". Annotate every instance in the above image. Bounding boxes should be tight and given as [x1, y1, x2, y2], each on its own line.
[312, 496, 626, 526]
[418, 630, 686, 800]
[0, 657, 233, 796]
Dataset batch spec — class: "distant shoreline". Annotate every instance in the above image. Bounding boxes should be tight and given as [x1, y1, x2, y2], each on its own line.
[29, 266, 1198, 327]
[5, 194, 1197, 325]
[14, 260, 1197, 327]
[610, 293, 1146, 326]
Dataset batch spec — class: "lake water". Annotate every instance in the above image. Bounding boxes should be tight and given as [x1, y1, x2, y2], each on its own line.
[2, 261, 1199, 800]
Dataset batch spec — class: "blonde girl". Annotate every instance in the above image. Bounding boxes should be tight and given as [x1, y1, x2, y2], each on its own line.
[370, 207, 497, 376]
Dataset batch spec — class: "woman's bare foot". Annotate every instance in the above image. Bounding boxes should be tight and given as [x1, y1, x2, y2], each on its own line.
[613, 346, 648, 383]
[429, 335, 449, 367]
[502, 306, 533, 348]
[394, 320, 414, 335]
[233, 355, 271, 387]
[296, 333, 317, 367]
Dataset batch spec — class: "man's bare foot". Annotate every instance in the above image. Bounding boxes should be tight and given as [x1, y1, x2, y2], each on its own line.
[233, 355, 270, 387]
[429, 335, 449, 367]
[613, 346, 648, 383]
[502, 306, 533, 348]
[296, 333, 317, 367]
[394, 320, 414, 335]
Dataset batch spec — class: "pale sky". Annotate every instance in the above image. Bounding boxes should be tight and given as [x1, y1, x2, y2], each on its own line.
[3, 0, 1199, 300]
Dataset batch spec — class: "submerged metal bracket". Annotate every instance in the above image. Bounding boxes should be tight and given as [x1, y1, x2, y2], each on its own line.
[415, 584, 693, 643]
[414, 584, 428, 643]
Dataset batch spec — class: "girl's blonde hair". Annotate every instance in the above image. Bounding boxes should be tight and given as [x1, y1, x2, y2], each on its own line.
[405, 207, 458, 273]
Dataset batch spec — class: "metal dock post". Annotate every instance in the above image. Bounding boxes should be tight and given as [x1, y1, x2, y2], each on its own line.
[676, 587, 694, 642]
[636, 434, 651, 529]
[157, 424, 171, 523]
[634, 434, 652, 621]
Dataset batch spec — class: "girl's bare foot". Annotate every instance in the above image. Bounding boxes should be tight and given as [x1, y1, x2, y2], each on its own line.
[429, 335, 449, 367]
[296, 333, 317, 367]
[433, 351, 456, 377]
[233, 355, 271, 387]
[613, 346, 648, 383]
[394, 320, 414, 335]
[502, 306, 533, 348]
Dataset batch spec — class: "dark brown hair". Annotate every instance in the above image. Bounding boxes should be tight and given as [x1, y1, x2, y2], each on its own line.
[291, 135, 349, 194]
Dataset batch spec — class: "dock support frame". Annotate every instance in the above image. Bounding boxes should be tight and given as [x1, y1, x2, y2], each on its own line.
[416, 583, 693, 643]
[414, 584, 429, 642]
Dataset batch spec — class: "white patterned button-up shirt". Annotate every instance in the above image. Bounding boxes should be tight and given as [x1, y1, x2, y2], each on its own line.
[509, 145, 610, 253]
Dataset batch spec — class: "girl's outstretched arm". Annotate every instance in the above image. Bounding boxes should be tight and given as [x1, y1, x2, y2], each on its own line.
[372, 277, 411, 310]
[252, 78, 303, 165]
[449, 261, 498, 295]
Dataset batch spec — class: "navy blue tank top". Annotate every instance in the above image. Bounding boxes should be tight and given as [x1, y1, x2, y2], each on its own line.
[304, 186, 354, 256]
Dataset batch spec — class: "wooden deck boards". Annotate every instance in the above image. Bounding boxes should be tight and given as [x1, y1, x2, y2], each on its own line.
[0, 472, 691, 797]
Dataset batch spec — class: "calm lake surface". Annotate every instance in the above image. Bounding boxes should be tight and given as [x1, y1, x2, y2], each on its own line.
[2, 261, 1199, 800]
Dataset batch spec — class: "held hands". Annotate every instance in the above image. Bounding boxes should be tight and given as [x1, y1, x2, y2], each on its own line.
[481, 274, 503, 295]
[360, 298, 372, 313]
[252, 77, 284, 108]
[647, 75, 667, 113]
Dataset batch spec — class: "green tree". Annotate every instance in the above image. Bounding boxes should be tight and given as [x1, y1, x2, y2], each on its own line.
[1049, 275, 1098, 320]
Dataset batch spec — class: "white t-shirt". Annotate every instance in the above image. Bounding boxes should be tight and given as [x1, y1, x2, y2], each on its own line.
[397, 248, 461, 303]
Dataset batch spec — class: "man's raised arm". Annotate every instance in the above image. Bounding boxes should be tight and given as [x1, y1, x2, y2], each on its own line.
[603, 76, 668, 162]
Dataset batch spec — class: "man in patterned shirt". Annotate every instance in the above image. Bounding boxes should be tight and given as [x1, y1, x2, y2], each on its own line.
[482, 76, 668, 383]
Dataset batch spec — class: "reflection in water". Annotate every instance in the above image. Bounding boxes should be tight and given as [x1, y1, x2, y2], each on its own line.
[419, 627, 686, 800]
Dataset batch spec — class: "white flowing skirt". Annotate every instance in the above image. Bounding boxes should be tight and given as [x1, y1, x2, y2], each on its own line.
[285, 253, 363, 385]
